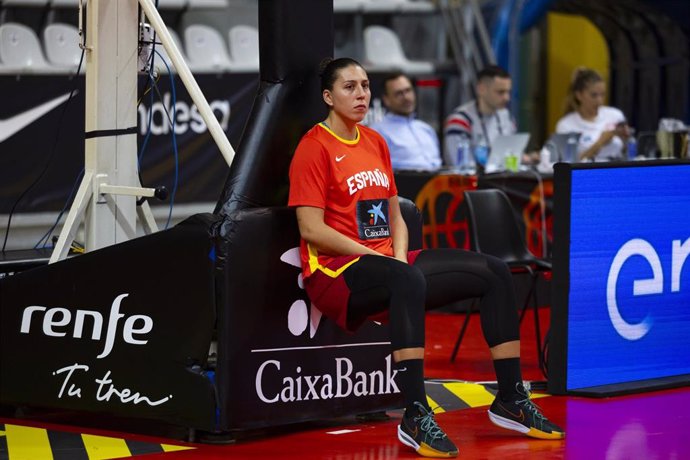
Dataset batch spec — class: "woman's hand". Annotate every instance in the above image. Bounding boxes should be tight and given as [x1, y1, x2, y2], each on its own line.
[579, 130, 616, 161]
[614, 122, 631, 140]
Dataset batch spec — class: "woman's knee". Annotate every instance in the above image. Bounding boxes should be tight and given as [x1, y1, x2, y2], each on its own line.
[387, 261, 426, 296]
[484, 255, 513, 285]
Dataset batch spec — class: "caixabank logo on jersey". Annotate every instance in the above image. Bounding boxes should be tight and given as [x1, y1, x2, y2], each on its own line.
[356, 199, 391, 240]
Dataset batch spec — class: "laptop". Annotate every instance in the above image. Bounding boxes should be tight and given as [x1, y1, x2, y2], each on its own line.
[484, 133, 531, 173]
[544, 132, 581, 163]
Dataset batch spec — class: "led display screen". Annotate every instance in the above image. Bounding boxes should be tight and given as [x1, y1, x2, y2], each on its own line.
[549, 161, 690, 395]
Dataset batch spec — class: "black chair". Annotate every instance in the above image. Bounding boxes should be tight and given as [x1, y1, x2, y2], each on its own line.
[450, 189, 551, 375]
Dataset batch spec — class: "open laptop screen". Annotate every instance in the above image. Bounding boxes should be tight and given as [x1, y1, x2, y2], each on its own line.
[546, 132, 581, 163]
[485, 133, 530, 173]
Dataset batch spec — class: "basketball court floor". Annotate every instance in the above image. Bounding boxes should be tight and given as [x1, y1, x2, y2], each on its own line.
[1, 310, 687, 459]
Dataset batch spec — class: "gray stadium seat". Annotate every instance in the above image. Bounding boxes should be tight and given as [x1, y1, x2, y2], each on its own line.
[227, 25, 259, 72]
[43, 23, 83, 73]
[184, 24, 232, 72]
[363, 25, 433, 74]
[0, 23, 52, 73]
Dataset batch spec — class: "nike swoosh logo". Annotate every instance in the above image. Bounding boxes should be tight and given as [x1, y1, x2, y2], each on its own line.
[0, 92, 73, 144]
[335, 155, 346, 162]
[499, 401, 525, 422]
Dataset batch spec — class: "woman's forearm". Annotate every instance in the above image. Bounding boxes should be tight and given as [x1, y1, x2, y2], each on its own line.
[296, 207, 380, 257]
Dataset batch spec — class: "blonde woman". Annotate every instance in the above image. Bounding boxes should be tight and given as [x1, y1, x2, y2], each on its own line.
[556, 68, 630, 162]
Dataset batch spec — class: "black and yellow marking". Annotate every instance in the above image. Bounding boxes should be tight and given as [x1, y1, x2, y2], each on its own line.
[0, 423, 193, 459]
[0, 381, 548, 458]
[424, 380, 548, 413]
[0, 426, 8, 460]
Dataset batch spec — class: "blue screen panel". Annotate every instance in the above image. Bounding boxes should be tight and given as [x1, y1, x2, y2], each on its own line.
[567, 164, 690, 390]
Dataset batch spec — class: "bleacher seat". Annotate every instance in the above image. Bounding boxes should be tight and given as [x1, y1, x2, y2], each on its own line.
[49, 0, 78, 6]
[333, 0, 365, 13]
[2, 0, 49, 5]
[184, 24, 232, 72]
[156, 0, 189, 8]
[362, 0, 407, 13]
[47, 0, 190, 7]
[188, 0, 229, 7]
[398, 0, 435, 13]
[363, 25, 434, 74]
[43, 23, 83, 72]
[227, 25, 259, 72]
[334, 0, 434, 14]
[0, 23, 52, 73]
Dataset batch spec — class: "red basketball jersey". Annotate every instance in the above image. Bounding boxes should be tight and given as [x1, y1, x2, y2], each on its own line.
[288, 123, 398, 278]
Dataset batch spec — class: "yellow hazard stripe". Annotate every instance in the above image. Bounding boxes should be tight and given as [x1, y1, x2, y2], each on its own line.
[426, 395, 445, 414]
[162, 443, 195, 452]
[443, 382, 497, 408]
[1, 423, 195, 459]
[5, 424, 53, 460]
[81, 434, 130, 460]
[441, 381, 548, 410]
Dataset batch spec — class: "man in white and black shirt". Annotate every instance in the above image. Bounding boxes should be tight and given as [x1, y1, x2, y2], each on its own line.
[443, 65, 516, 166]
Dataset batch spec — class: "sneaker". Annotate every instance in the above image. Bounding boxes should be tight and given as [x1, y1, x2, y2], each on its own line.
[488, 382, 565, 440]
[398, 402, 458, 458]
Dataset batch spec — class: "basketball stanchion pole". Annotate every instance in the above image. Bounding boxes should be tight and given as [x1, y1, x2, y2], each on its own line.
[50, 0, 236, 264]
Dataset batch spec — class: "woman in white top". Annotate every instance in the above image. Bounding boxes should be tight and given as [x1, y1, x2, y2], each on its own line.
[556, 68, 630, 162]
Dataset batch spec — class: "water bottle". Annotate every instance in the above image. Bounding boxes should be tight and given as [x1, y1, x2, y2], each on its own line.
[455, 139, 465, 168]
[627, 130, 637, 160]
[565, 133, 578, 162]
[474, 134, 489, 167]
[537, 144, 554, 172]
[456, 137, 473, 173]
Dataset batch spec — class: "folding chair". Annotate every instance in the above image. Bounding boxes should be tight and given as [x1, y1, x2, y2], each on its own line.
[451, 189, 551, 374]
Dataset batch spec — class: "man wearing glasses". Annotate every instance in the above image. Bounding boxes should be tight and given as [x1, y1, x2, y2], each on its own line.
[371, 72, 442, 171]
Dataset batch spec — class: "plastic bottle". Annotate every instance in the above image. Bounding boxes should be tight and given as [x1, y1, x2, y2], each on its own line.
[537, 144, 553, 173]
[455, 139, 465, 169]
[565, 133, 578, 162]
[627, 130, 637, 160]
[456, 137, 473, 173]
[474, 134, 489, 168]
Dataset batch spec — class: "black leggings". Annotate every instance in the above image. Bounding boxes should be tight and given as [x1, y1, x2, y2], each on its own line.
[343, 248, 519, 350]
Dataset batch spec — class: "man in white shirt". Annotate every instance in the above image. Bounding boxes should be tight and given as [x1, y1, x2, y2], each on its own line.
[371, 72, 441, 171]
[443, 66, 517, 166]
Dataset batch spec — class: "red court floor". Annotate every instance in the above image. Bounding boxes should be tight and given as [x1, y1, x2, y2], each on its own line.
[1, 310, 688, 459]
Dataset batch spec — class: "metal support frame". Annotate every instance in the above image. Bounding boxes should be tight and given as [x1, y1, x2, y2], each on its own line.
[50, 0, 237, 264]
[439, 0, 496, 102]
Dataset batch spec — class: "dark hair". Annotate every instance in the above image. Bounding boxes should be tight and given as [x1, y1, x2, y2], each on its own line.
[380, 71, 410, 95]
[319, 57, 364, 92]
[565, 67, 604, 113]
[477, 65, 510, 83]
